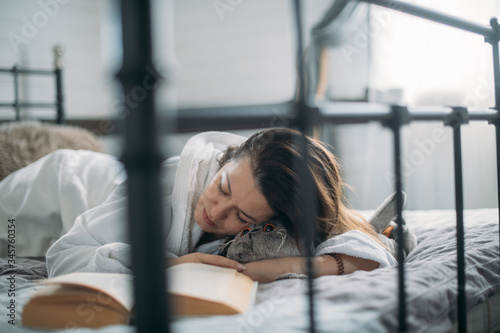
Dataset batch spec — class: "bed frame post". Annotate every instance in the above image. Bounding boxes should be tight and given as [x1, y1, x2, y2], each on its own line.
[12, 65, 20, 121]
[496, 121, 500, 273]
[116, 0, 170, 332]
[485, 17, 500, 276]
[445, 107, 469, 333]
[292, 1, 317, 333]
[383, 105, 410, 333]
[488, 19, 500, 111]
[53, 45, 65, 124]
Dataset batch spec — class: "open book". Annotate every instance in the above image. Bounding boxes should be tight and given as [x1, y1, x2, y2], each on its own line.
[22, 263, 258, 329]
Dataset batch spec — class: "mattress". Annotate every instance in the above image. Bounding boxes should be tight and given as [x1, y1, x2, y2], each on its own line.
[1, 208, 498, 333]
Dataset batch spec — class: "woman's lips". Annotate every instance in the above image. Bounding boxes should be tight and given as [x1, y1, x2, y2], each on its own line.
[203, 209, 216, 227]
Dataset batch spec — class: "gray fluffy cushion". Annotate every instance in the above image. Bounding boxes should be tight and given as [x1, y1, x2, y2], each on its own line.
[0, 121, 103, 181]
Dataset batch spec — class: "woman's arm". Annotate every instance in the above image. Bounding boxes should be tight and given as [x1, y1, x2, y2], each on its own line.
[314, 253, 379, 277]
[241, 254, 379, 284]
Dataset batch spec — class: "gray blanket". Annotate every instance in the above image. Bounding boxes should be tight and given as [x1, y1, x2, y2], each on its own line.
[1, 209, 499, 333]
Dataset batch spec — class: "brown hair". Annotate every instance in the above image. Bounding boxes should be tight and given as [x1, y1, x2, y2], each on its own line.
[219, 128, 380, 246]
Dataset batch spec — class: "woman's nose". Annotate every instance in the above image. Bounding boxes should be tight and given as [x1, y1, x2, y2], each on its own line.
[211, 199, 232, 220]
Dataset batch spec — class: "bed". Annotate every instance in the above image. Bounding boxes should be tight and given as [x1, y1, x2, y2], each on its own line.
[1, 0, 500, 332]
[0, 208, 498, 332]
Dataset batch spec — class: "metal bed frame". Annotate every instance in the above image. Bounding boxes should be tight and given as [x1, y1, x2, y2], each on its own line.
[115, 0, 500, 332]
[0, 45, 65, 124]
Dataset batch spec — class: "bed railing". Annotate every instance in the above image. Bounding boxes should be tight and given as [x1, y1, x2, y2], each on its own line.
[0, 45, 65, 124]
[115, 1, 500, 333]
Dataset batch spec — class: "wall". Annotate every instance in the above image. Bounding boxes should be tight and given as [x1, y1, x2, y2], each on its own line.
[160, 0, 333, 156]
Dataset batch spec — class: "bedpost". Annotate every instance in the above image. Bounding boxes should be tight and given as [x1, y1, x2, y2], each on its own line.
[383, 105, 410, 333]
[53, 45, 65, 124]
[444, 107, 469, 333]
[495, 118, 500, 276]
[485, 17, 500, 280]
[116, 0, 170, 332]
[12, 65, 20, 121]
[292, 1, 318, 332]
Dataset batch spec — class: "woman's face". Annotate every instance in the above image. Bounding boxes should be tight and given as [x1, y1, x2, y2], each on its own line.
[194, 157, 274, 238]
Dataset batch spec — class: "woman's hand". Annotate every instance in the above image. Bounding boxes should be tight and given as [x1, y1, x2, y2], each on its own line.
[168, 253, 247, 272]
[242, 257, 303, 283]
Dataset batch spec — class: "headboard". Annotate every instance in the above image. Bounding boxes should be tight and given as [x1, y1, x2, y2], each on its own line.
[0, 45, 65, 124]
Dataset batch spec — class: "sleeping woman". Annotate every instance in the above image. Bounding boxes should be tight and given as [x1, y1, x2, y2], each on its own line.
[0, 128, 396, 282]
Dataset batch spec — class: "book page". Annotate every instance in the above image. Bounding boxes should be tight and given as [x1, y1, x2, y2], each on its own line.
[167, 263, 254, 306]
[41, 273, 133, 311]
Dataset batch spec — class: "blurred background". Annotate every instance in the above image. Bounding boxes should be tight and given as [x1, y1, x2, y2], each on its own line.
[0, 0, 498, 210]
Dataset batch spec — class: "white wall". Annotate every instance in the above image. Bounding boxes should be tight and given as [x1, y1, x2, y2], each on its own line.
[170, 0, 296, 108]
[160, 0, 332, 156]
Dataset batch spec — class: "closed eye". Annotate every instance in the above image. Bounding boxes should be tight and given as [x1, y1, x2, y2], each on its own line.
[218, 181, 248, 224]
[218, 182, 229, 197]
[236, 214, 248, 224]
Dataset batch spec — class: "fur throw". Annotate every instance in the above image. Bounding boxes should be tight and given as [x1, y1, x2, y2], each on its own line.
[0, 121, 103, 181]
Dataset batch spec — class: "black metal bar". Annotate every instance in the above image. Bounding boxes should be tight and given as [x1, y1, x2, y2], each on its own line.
[175, 103, 294, 132]
[174, 102, 499, 132]
[444, 107, 469, 333]
[13, 66, 20, 121]
[453, 123, 467, 333]
[466, 112, 499, 122]
[486, 18, 500, 279]
[490, 20, 500, 110]
[495, 122, 500, 275]
[321, 102, 499, 123]
[0, 103, 57, 108]
[355, 0, 498, 41]
[116, 0, 170, 332]
[394, 107, 408, 333]
[0, 68, 54, 75]
[55, 68, 65, 124]
[382, 105, 410, 333]
[394, 108, 407, 333]
[292, 1, 316, 333]
[175, 108, 498, 131]
[54, 45, 65, 124]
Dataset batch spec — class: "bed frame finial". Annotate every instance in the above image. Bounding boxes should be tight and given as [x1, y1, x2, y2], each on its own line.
[53, 45, 65, 70]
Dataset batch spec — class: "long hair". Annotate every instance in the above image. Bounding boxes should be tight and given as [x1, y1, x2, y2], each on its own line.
[219, 128, 380, 246]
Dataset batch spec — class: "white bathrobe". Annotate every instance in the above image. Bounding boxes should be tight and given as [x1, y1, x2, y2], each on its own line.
[0, 132, 396, 277]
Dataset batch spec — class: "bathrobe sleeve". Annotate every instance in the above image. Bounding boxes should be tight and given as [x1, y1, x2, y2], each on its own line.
[46, 156, 180, 277]
[47, 132, 246, 276]
[314, 230, 398, 268]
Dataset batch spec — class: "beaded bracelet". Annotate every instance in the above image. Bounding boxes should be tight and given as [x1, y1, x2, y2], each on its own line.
[329, 253, 344, 275]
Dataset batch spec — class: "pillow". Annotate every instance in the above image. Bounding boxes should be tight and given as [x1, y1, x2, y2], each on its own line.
[0, 121, 103, 181]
